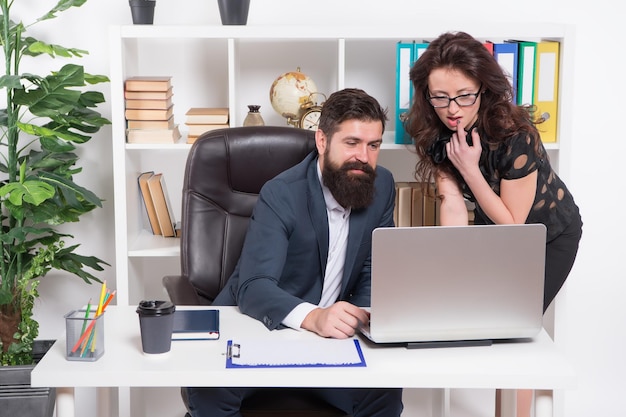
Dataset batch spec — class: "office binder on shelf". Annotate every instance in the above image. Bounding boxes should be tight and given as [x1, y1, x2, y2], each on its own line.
[225, 338, 366, 368]
[395, 42, 429, 144]
[508, 40, 537, 107]
[395, 42, 414, 144]
[533, 40, 560, 143]
[414, 42, 429, 60]
[493, 42, 519, 103]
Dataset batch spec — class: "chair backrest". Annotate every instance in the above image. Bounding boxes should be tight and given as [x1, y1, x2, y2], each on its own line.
[181, 126, 316, 304]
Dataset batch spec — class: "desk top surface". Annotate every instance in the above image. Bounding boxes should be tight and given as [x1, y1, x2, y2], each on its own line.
[31, 306, 575, 390]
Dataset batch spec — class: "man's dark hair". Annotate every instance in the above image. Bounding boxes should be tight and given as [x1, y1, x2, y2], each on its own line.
[318, 88, 388, 138]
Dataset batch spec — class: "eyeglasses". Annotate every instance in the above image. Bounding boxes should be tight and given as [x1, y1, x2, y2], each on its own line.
[427, 85, 482, 108]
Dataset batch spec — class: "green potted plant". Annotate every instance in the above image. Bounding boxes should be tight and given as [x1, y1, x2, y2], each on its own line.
[0, 0, 109, 383]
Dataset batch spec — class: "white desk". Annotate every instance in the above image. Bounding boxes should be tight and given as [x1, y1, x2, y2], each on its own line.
[32, 306, 575, 417]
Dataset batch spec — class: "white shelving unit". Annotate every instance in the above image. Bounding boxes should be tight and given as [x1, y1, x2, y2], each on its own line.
[109, 23, 573, 308]
[108, 23, 573, 417]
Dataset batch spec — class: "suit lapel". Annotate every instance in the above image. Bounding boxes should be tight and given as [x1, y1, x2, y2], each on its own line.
[306, 158, 329, 277]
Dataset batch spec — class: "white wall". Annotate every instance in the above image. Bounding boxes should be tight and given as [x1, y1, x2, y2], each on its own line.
[19, 1, 623, 416]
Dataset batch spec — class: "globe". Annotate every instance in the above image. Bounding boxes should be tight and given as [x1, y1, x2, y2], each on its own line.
[269, 69, 318, 121]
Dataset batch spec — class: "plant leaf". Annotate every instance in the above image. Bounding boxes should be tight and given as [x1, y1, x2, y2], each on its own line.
[0, 180, 55, 206]
[37, 0, 89, 22]
[39, 171, 103, 208]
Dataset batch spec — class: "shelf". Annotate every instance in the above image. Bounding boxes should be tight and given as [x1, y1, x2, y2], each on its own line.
[123, 131, 433, 151]
[109, 21, 573, 417]
[111, 23, 571, 309]
[115, 23, 570, 41]
[129, 230, 180, 257]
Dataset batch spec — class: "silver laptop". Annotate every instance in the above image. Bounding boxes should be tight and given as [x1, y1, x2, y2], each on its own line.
[361, 224, 546, 347]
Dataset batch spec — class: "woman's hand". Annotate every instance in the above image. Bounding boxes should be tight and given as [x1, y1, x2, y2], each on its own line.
[444, 121, 537, 225]
[445, 121, 482, 179]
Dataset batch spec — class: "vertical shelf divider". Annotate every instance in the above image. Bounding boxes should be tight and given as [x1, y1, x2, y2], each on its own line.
[337, 38, 346, 90]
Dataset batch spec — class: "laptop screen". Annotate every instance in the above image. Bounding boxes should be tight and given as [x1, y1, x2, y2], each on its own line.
[366, 224, 546, 344]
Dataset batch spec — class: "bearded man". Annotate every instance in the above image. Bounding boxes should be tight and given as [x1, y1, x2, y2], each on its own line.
[186, 88, 403, 417]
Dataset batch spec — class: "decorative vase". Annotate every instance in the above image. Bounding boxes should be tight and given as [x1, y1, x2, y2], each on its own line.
[217, 0, 250, 25]
[129, 0, 156, 25]
[243, 105, 265, 127]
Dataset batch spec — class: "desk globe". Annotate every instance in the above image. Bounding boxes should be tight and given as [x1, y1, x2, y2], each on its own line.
[269, 68, 318, 127]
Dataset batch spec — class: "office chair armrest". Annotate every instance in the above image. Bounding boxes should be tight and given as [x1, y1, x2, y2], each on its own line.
[162, 275, 203, 305]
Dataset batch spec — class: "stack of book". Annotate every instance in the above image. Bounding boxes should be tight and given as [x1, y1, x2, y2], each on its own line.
[125, 76, 181, 144]
[393, 181, 475, 226]
[184, 107, 229, 144]
[394, 182, 439, 227]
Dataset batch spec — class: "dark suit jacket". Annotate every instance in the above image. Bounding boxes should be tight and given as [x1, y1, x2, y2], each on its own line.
[213, 151, 396, 330]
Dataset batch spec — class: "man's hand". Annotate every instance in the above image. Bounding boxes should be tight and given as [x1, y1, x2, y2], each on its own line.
[301, 301, 370, 339]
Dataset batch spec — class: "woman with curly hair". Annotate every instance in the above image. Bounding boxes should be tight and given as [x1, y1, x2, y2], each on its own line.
[407, 30, 583, 417]
[407, 31, 582, 314]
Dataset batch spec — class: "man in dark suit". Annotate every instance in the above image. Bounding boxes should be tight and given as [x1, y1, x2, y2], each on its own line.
[186, 88, 403, 417]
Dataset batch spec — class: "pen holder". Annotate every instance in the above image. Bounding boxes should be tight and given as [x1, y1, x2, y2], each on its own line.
[65, 309, 105, 361]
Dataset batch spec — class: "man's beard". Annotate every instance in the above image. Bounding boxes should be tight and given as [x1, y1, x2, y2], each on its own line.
[322, 155, 377, 210]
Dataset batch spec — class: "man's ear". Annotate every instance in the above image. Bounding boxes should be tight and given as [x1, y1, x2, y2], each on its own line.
[315, 129, 327, 155]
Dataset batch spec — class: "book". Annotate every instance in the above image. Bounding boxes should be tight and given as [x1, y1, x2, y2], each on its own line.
[396, 182, 413, 227]
[225, 338, 366, 368]
[124, 87, 173, 100]
[124, 76, 172, 92]
[410, 185, 424, 227]
[137, 172, 161, 235]
[127, 125, 181, 144]
[147, 173, 177, 237]
[392, 182, 400, 226]
[185, 107, 229, 124]
[423, 182, 438, 226]
[533, 40, 560, 143]
[172, 309, 220, 340]
[127, 117, 175, 130]
[186, 123, 230, 137]
[125, 106, 174, 121]
[125, 97, 173, 110]
[186, 135, 200, 144]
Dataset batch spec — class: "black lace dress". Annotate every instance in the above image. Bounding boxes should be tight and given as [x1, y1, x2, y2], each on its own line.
[428, 127, 583, 311]
[428, 128, 580, 242]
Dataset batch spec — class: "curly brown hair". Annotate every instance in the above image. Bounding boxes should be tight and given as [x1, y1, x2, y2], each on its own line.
[406, 31, 539, 185]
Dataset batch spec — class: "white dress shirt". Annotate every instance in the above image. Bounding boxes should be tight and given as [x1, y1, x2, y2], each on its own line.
[282, 160, 350, 329]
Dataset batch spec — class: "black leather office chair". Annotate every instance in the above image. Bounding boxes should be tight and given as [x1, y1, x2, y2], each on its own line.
[163, 126, 349, 417]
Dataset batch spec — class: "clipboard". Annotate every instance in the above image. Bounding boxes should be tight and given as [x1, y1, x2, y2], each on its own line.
[225, 338, 366, 368]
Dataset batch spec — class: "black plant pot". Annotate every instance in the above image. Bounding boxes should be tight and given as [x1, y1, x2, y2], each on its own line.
[0, 340, 56, 417]
[129, 0, 156, 25]
[217, 0, 250, 25]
